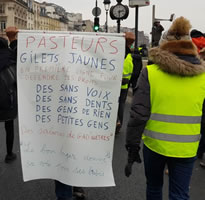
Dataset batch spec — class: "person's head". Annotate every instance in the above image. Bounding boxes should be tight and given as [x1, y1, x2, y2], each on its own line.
[5, 26, 18, 42]
[0, 37, 8, 49]
[190, 29, 205, 53]
[190, 29, 204, 38]
[125, 32, 135, 48]
[154, 20, 160, 26]
[159, 16, 192, 46]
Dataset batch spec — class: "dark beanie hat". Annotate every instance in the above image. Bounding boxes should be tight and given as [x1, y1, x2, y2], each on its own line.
[190, 29, 204, 38]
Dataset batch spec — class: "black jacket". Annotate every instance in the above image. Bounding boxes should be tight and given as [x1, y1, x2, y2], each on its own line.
[0, 40, 17, 121]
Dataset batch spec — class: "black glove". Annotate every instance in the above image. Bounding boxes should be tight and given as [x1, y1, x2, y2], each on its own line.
[125, 144, 142, 177]
[125, 162, 133, 177]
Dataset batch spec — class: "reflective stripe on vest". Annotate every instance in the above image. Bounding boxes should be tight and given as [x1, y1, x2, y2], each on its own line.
[144, 129, 201, 143]
[143, 64, 205, 158]
[123, 73, 132, 78]
[150, 113, 201, 124]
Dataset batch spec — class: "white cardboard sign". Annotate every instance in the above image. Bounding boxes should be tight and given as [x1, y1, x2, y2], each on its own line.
[17, 31, 125, 187]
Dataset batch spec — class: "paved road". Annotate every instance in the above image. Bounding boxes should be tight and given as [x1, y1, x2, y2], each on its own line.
[0, 93, 205, 200]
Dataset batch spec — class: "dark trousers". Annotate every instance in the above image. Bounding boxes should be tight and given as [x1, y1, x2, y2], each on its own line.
[117, 89, 128, 125]
[5, 120, 14, 155]
[55, 180, 72, 199]
[143, 144, 196, 200]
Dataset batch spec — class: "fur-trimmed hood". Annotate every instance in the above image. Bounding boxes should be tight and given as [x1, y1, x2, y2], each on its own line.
[149, 40, 205, 76]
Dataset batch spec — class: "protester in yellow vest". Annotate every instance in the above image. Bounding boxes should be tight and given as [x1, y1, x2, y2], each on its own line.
[125, 17, 205, 200]
[115, 32, 135, 134]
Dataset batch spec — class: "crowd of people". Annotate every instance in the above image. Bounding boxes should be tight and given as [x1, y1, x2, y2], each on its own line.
[1, 16, 205, 200]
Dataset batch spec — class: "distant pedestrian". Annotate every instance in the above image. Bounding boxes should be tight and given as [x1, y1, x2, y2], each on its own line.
[151, 20, 164, 47]
[125, 16, 205, 200]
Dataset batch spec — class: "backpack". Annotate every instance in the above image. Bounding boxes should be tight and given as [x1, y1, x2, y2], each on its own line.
[0, 63, 17, 121]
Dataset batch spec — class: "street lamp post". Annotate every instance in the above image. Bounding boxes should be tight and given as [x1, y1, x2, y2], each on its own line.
[103, 0, 111, 33]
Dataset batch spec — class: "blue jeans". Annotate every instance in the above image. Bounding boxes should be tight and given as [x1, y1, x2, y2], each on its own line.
[143, 144, 196, 200]
[55, 180, 73, 200]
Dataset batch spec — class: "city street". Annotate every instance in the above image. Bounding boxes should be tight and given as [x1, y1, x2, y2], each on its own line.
[0, 93, 205, 200]
[1, 0, 205, 199]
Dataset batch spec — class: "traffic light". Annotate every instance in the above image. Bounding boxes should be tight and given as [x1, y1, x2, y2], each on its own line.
[93, 17, 100, 32]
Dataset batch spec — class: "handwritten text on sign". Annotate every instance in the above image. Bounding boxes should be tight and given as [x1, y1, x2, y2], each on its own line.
[17, 31, 125, 187]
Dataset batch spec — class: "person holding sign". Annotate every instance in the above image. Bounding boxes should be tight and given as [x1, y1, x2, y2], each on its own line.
[0, 33, 17, 163]
[55, 180, 85, 200]
[55, 180, 73, 200]
[5, 26, 18, 60]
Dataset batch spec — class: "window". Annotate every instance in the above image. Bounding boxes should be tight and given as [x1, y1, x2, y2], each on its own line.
[0, 21, 6, 31]
[0, 4, 5, 14]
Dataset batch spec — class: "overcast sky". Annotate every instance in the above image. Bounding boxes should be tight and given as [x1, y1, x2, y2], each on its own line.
[38, 0, 205, 36]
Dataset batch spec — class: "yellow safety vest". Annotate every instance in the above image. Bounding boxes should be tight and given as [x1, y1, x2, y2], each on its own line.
[138, 47, 142, 55]
[121, 53, 133, 89]
[143, 64, 205, 158]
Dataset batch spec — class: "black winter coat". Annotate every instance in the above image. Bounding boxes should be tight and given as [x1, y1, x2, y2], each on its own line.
[0, 41, 17, 121]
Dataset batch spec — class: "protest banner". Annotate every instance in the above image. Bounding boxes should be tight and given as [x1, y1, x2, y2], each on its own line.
[17, 31, 125, 187]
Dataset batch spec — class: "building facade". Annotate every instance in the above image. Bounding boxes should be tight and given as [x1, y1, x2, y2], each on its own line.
[0, 0, 149, 45]
[27, 0, 34, 30]
[0, 0, 28, 37]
